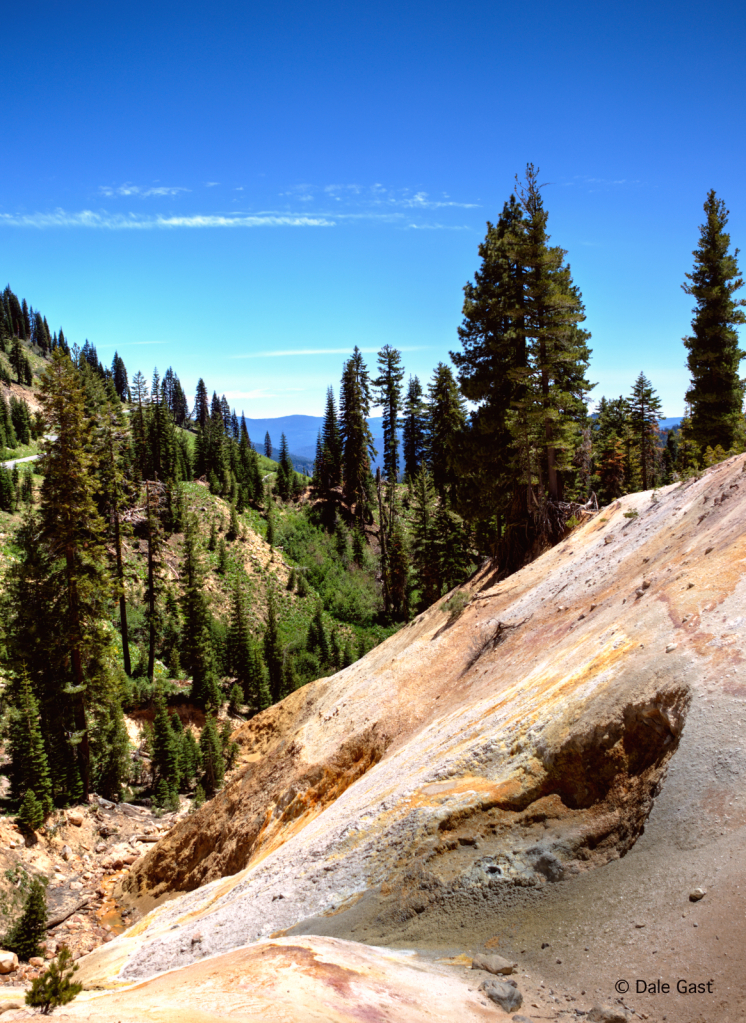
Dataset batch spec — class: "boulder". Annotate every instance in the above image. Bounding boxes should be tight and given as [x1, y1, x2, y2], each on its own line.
[471, 953, 515, 976]
[67, 812, 84, 827]
[28, 957, 44, 967]
[479, 977, 522, 1012]
[0, 952, 18, 975]
[587, 1006, 629, 1023]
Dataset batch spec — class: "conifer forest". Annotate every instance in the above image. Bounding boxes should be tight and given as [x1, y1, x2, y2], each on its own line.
[0, 166, 743, 826]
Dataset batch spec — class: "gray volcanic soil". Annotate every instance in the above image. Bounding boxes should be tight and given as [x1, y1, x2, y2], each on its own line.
[291, 659, 746, 1023]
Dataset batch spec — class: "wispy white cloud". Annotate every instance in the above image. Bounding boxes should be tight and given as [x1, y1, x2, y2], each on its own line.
[98, 183, 190, 198]
[230, 346, 432, 359]
[205, 181, 220, 188]
[405, 223, 470, 230]
[97, 341, 170, 347]
[566, 176, 643, 189]
[394, 191, 478, 209]
[0, 210, 335, 229]
[281, 183, 480, 212]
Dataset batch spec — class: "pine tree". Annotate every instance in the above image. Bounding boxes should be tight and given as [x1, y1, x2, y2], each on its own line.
[130, 371, 150, 480]
[427, 363, 466, 503]
[180, 728, 200, 788]
[171, 376, 189, 426]
[374, 345, 404, 483]
[35, 352, 113, 799]
[111, 353, 129, 401]
[152, 695, 180, 793]
[229, 683, 243, 714]
[226, 503, 240, 541]
[264, 431, 272, 458]
[199, 716, 224, 796]
[627, 373, 663, 491]
[340, 347, 376, 525]
[411, 463, 440, 609]
[26, 945, 82, 1013]
[514, 165, 592, 503]
[682, 190, 746, 452]
[263, 591, 283, 704]
[592, 396, 630, 504]
[306, 604, 330, 666]
[451, 193, 529, 562]
[144, 482, 165, 680]
[351, 523, 365, 567]
[322, 387, 343, 485]
[8, 671, 53, 818]
[194, 379, 209, 428]
[662, 428, 679, 483]
[17, 790, 44, 831]
[276, 433, 293, 501]
[452, 167, 592, 570]
[227, 582, 253, 700]
[4, 877, 47, 961]
[148, 379, 177, 482]
[387, 519, 410, 620]
[312, 388, 343, 527]
[181, 517, 219, 709]
[220, 394, 231, 433]
[402, 375, 427, 481]
[216, 537, 228, 574]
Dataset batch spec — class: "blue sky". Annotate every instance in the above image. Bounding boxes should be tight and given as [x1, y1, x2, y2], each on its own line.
[3, 0, 745, 418]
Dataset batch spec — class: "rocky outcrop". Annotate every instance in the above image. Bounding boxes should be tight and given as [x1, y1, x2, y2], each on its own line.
[76, 456, 746, 1021]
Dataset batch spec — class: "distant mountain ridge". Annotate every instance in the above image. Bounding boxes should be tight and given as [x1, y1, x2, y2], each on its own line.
[248, 414, 685, 474]
[243, 415, 391, 473]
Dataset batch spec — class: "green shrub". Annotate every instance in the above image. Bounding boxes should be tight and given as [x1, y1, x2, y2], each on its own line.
[443, 591, 469, 621]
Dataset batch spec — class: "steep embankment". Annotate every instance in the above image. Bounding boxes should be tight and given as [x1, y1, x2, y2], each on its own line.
[74, 457, 746, 1022]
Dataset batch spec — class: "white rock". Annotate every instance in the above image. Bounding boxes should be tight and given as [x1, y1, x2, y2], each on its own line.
[0, 951, 18, 974]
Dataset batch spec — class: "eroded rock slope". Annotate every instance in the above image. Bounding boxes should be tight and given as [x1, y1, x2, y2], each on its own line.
[75, 457, 746, 1020]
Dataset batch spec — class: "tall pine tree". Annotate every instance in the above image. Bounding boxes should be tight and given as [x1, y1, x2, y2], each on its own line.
[373, 346, 404, 483]
[682, 190, 746, 452]
[340, 347, 376, 525]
